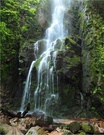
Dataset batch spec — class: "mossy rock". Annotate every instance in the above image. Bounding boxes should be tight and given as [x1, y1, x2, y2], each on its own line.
[34, 57, 43, 70]
[78, 131, 86, 135]
[0, 124, 9, 134]
[26, 126, 47, 135]
[60, 124, 68, 129]
[67, 122, 81, 134]
[44, 116, 53, 125]
[81, 124, 94, 134]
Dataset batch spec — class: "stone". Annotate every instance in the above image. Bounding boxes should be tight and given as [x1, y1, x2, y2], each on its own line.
[44, 116, 53, 125]
[9, 117, 19, 126]
[35, 116, 45, 126]
[25, 126, 47, 135]
[61, 131, 72, 135]
[38, 8, 47, 28]
[78, 131, 86, 135]
[0, 114, 9, 124]
[67, 122, 81, 134]
[18, 117, 36, 131]
[81, 123, 94, 134]
[94, 123, 104, 134]
[32, 109, 45, 119]
[7, 126, 24, 135]
[0, 124, 9, 134]
[0, 124, 24, 135]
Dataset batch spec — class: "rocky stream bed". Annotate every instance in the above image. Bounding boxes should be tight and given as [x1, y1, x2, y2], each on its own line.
[0, 108, 104, 135]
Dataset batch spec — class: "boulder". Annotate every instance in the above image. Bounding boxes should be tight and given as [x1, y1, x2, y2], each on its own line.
[81, 123, 94, 134]
[35, 115, 53, 127]
[0, 124, 10, 134]
[44, 116, 53, 125]
[7, 126, 24, 135]
[32, 109, 45, 118]
[25, 126, 47, 135]
[0, 124, 24, 135]
[93, 123, 104, 134]
[18, 117, 36, 131]
[67, 122, 81, 134]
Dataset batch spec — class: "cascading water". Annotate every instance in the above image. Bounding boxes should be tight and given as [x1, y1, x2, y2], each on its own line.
[20, 0, 71, 114]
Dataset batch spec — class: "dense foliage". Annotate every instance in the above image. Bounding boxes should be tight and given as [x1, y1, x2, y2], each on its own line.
[82, 0, 104, 116]
[0, 0, 41, 106]
[71, 0, 104, 117]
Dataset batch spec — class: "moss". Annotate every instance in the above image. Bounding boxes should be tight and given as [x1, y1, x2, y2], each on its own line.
[63, 55, 80, 68]
[78, 132, 86, 135]
[0, 124, 9, 134]
[81, 124, 94, 134]
[34, 57, 43, 70]
[68, 37, 76, 45]
[67, 122, 81, 134]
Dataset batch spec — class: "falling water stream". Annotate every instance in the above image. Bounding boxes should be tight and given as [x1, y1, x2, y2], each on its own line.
[20, 0, 71, 115]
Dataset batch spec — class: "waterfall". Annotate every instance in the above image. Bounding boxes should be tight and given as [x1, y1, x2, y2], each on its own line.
[20, 0, 71, 114]
[20, 61, 36, 111]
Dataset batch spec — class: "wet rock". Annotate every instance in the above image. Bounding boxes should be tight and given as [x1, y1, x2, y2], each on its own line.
[24, 113, 32, 118]
[26, 126, 48, 135]
[54, 39, 62, 50]
[32, 109, 45, 118]
[38, 8, 47, 28]
[81, 123, 94, 134]
[17, 112, 22, 118]
[34, 39, 47, 57]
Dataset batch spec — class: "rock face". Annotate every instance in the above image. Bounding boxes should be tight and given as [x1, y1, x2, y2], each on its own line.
[19, 41, 37, 106]
[19, 42, 35, 81]
[38, 8, 47, 28]
[11, 0, 103, 118]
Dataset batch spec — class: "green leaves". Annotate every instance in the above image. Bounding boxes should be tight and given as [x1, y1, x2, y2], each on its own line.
[1, 0, 40, 82]
[0, 22, 10, 40]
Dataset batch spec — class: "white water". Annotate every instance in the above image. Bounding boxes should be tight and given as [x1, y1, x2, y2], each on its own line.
[20, 61, 36, 111]
[20, 0, 71, 114]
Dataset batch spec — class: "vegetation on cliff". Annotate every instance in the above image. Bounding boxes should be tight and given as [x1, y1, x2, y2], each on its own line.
[0, 0, 104, 118]
[0, 0, 41, 107]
